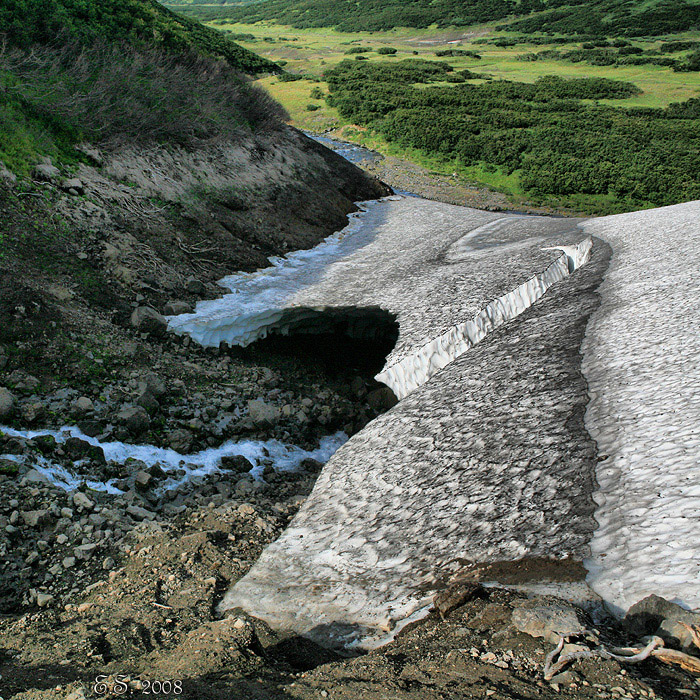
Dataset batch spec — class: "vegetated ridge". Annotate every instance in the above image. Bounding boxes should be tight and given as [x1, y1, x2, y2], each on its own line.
[1, 0, 277, 74]
[165, 0, 700, 36]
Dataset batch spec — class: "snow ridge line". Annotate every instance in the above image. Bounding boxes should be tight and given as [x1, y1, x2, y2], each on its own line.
[376, 237, 593, 399]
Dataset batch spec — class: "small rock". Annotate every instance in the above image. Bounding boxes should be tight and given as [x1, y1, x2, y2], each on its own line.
[75, 142, 103, 165]
[74, 396, 94, 413]
[62, 556, 76, 569]
[142, 372, 167, 397]
[36, 592, 54, 607]
[0, 161, 17, 186]
[117, 406, 150, 435]
[102, 556, 115, 570]
[434, 582, 483, 619]
[72, 491, 95, 511]
[367, 386, 398, 411]
[167, 428, 193, 453]
[134, 470, 152, 491]
[62, 177, 84, 194]
[33, 161, 60, 183]
[136, 389, 159, 414]
[126, 504, 155, 521]
[21, 510, 50, 528]
[185, 276, 206, 294]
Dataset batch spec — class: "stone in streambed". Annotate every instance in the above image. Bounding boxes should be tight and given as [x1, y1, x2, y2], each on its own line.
[220, 455, 254, 473]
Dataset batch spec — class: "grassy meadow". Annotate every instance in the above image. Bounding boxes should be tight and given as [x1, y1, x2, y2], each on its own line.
[203, 20, 700, 212]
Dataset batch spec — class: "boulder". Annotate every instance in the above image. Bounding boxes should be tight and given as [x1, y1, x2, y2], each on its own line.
[36, 592, 54, 608]
[33, 161, 61, 183]
[72, 491, 95, 511]
[163, 301, 194, 316]
[130, 306, 168, 336]
[75, 142, 103, 166]
[185, 276, 206, 295]
[0, 387, 16, 419]
[0, 161, 16, 186]
[220, 454, 254, 473]
[62, 177, 84, 195]
[126, 504, 155, 521]
[511, 597, 587, 644]
[167, 428, 193, 453]
[248, 398, 281, 426]
[624, 594, 700, 649]
[134, 470, 152, 491]
[136, 389, 159, 414]
[74, 396, 94, 413]
[141, 372, 167, 397]
[64, 436, 106, 464]
[21, 509, 50, 528]
[367, 386, 398, 411]
[30, 434, 57, 455]
[117, 406, 150, 435]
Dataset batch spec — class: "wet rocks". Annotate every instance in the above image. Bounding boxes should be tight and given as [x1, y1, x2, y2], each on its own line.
[64, 437, 106, 464]
[221, 455, 254, 473]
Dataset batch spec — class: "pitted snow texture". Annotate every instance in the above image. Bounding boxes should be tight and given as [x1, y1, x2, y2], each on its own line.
[219, 241, 611, 649]
[580, 201, 700, 614]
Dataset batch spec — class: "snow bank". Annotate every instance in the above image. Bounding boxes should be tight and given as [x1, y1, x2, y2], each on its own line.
[378, 238, 593, 398]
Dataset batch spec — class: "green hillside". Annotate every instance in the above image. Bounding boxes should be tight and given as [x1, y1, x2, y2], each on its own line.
[164, 0, 700, 36]
[0, 0, 277, 74]
[0, 1, 284, 174]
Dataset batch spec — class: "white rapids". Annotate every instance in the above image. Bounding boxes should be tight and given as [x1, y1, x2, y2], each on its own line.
[0, 424, 346, 495]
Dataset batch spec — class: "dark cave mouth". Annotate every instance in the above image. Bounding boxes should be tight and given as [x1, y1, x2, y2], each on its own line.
[228, 306, 400, 378]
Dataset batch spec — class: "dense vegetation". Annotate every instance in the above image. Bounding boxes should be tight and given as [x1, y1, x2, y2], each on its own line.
[168, 0, 700, 36]
[1, 0, 276, 74]
[325, 60, 700, 210]
[0, 1, 286, 173]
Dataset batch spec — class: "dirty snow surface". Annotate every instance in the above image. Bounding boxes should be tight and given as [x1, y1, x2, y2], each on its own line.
[171, 195, 699, 649]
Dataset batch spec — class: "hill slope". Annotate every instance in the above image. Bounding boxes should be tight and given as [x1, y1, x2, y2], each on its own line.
[0, 0, 277, 74]
[164, 0, 700, 36]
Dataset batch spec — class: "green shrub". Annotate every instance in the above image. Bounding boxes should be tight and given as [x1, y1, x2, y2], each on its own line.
[377, 47, 397, 55]
[305, 103, 320, 111]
